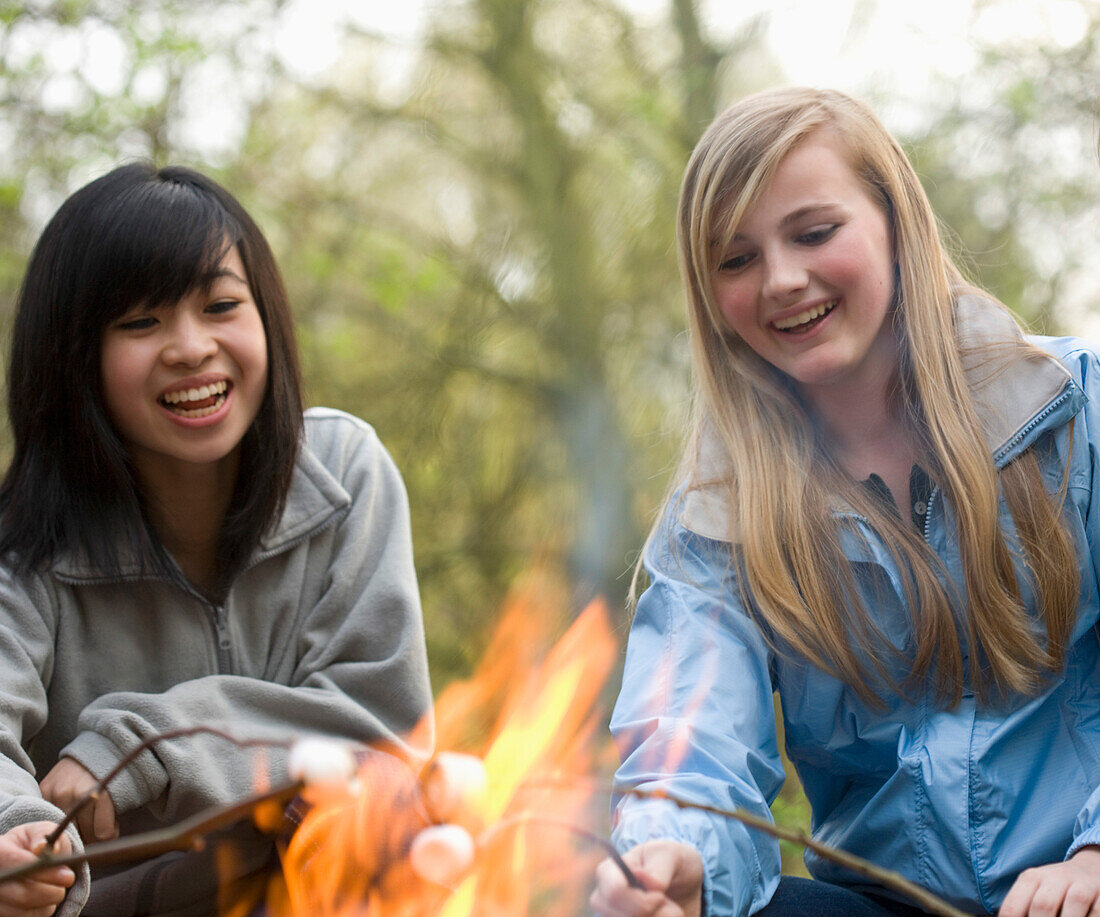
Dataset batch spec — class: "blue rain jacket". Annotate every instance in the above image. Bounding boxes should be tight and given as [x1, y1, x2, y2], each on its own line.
[610, 298, 1100, 916]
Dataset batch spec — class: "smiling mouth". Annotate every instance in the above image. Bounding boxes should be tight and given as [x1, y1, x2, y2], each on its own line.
[159, 381, 230, 418]
[772, 300, 837, 333]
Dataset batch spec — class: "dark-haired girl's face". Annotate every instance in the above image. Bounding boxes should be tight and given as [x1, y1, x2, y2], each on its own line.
[99, 245, 268, 478]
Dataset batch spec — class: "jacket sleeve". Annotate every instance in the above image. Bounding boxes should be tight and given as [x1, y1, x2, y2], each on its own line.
[0, 570, 91, 913]
[610, 508, 785, 917]
[60, 421, 433, 822]
[1053, 344, 1100, 858]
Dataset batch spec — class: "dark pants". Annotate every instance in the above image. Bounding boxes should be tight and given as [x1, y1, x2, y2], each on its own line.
[755, 876, 974, 917]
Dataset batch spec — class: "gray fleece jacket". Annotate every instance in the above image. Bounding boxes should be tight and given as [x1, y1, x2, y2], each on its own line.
[0, 407, 433, 915]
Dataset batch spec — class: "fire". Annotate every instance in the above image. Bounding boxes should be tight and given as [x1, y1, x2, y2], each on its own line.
[252, 589, 619, 915]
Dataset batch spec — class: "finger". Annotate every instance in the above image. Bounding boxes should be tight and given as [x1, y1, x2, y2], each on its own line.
[92, 792, 117, 841]
[588, 890, 664, 917]
[74, 802, 99, 846]
[1000, 871, 1039, 917]
[1029, 878, 1071, 917]
[1061, 883, 1100, 917]
[592, 862, 659, 916]
[24, 822, 71, 859]
[633, 845, 681, 890]
[0, 907, 60, 917]
[47, 829, 72, 858]
[0, 875, 69, 909]
[30, 865, 76, 888]
[9, 854, 77, 889]
[594, 885, 670, 917]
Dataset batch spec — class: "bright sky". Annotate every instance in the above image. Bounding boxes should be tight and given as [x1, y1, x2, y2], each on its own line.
[263, 0, 1100, 331]
[17, 0, 1091, 164]
[270, 0, 1093, 122]
[12, 0, 1096, 322]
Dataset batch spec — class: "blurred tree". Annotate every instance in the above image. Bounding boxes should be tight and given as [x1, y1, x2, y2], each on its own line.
[904, 0, 1100, 332]
[1, 0, 1093, 699]
[232, 0, 766, 678]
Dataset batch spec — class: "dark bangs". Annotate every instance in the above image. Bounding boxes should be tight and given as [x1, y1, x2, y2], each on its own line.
[0, 163, 303, 587]
[80, 172, 243, 327]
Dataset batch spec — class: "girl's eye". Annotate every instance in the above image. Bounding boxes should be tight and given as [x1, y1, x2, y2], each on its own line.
[718, 252, 754, 273]
[205, 300, 239, 315]
[115, 316, 157, 332]
[797, 224, 840, 245]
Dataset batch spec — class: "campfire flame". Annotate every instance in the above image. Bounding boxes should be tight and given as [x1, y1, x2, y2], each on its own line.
[254, 589, 619, 915]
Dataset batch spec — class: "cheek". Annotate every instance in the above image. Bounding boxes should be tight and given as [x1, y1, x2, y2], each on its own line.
[250, 326, 269, 386]
[712, 280, 757, 333]
[99, 341, 142, 419]
[236, 319, 270, 401]
[815, 246, 868, 287]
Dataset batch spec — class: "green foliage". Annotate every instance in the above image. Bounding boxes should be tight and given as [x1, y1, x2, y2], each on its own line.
[904, 0, 1100, 331]
[1, 6, 1097, 853]
[214, 0, 774, 683]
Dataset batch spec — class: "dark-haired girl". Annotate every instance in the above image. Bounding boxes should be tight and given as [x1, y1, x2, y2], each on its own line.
[0, 164, 432, 915]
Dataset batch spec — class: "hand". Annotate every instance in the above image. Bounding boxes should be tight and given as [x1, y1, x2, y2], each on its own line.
[590, 839, 703, 917]
[999, 846, 1100, 917]
[0, 821, 75, 916]
[39, 757, 117, 845]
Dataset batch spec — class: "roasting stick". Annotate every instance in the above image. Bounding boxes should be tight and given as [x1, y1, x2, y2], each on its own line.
[2, 738, 972, 917]
[479, 814, 644, 889]
[0, 780, 304, 884]
[42, 725, 295, 851]
[625, 787, 972, 917]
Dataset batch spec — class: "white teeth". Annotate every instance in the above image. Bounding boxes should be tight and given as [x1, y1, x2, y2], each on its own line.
[160, 381, 229, 417]
[773, 300, 837, 331]
[164, 394, 227, 418]
[162, 381, 227, 404]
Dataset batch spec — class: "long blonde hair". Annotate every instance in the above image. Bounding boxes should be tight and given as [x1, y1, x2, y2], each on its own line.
[664, 87, 1076, 706]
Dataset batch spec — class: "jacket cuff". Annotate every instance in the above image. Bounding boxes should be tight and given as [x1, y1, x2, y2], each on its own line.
[60, 731, 163, 813]
[1068, 827, 1100, 860]
[613, 797, 753, 917]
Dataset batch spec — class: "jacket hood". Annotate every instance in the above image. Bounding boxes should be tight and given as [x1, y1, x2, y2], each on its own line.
[680, 293, 1081, 543]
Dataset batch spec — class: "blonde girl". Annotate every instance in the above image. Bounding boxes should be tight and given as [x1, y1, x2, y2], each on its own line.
[592, 87, 1100, 917]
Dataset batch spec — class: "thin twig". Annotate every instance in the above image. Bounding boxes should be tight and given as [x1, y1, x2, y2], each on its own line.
[625, 787, 973, 917]
[43, 726, 294, 850]
[515, 776, 971, 917]
[0, 780, 303, 885]
[479, 813, 644, 889]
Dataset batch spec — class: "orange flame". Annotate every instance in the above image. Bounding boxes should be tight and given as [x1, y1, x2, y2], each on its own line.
[252, 590, 619, 915]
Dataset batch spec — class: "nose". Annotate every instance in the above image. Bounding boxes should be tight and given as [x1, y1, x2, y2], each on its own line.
[761, 247, 808, 302]
[161, 314, 217, 367]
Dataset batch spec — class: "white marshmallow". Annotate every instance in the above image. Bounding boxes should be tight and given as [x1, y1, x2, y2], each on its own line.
[409, 824, 476, 885]
[286, 737, 357, 786]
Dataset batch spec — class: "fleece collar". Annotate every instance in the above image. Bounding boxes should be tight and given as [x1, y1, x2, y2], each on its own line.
[52, 441, 351, 584]
[680, 293, 1080, 543]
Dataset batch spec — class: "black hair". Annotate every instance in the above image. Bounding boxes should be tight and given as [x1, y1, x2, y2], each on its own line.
[0, 163, 303, 590]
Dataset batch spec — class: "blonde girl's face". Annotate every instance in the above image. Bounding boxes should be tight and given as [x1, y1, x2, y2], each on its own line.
[99, 245, 269, 479]
[710, 131, 897, 404]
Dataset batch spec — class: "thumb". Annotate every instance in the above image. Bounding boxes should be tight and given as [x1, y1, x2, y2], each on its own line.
[633, 842, 684, 891]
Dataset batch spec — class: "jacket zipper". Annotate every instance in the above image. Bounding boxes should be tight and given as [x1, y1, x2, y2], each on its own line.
[208, 602, 233, 674]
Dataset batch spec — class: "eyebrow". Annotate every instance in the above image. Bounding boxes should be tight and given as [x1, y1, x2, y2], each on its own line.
[202, 267, 249, 287]
[730, 203, 843, 240]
